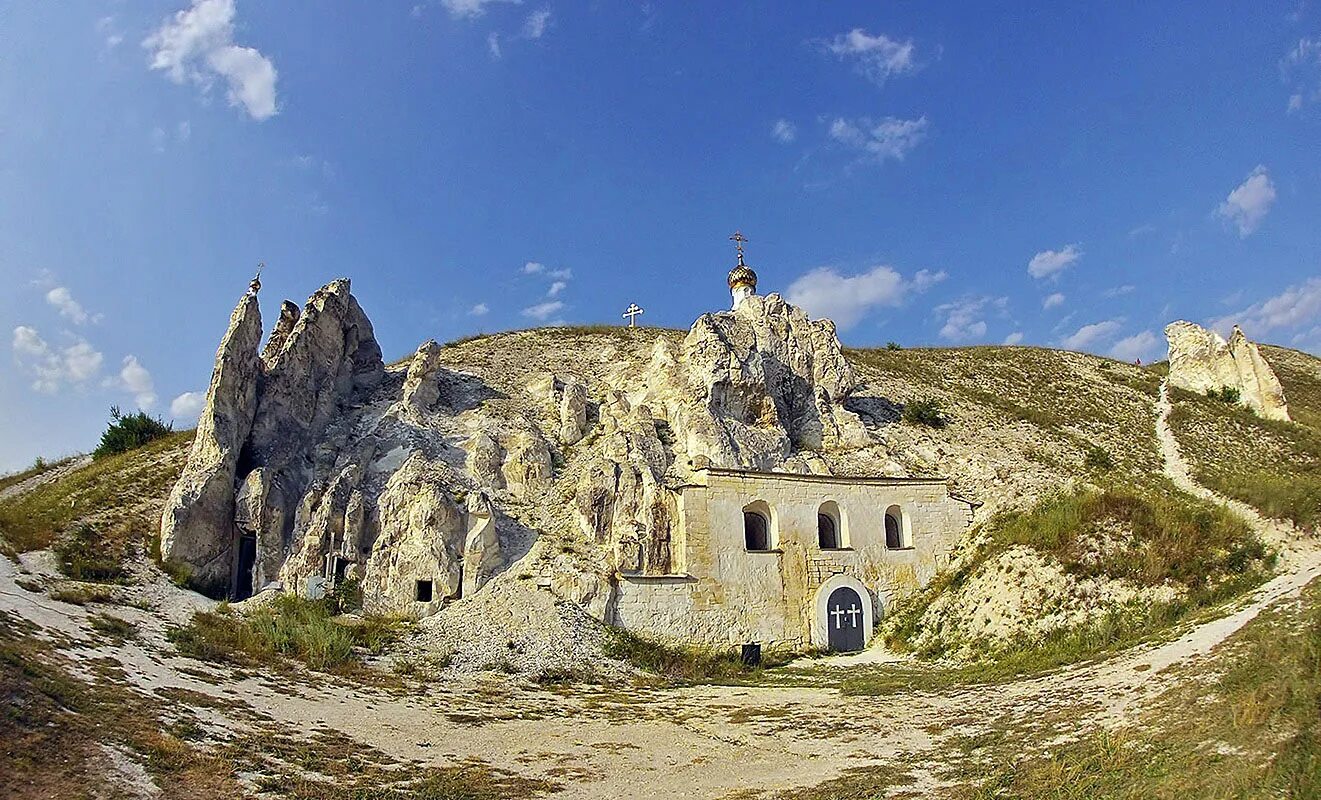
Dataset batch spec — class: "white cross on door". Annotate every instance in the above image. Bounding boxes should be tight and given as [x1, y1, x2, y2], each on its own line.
[846, 604, 861, 627]
[830, 606, 846, 629]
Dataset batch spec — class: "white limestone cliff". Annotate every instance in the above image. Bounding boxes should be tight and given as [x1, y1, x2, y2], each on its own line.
[1165, 320, 1290, 421]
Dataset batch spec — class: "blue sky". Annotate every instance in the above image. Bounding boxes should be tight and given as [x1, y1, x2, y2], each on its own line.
[2, 1, 1320, 471]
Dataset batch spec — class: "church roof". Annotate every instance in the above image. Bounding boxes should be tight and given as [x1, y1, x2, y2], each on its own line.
[727, 263, 758, 289]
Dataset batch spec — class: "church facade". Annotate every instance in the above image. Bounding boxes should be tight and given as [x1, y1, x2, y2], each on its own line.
[611, 467, 976, 652]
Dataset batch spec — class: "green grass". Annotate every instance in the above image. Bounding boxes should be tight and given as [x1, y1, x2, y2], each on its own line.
[90, 613, 139, 641]
[882, 485, 1272, 664]
[53, 522, 129, 583]
[602, 627, 795, 685]
[0, 455, 75, 494]
[169, 594, 408, 674]
[1169, 386, 1321, 531]
[963, 578, 1321, 799]
[0, 430, 193, 555]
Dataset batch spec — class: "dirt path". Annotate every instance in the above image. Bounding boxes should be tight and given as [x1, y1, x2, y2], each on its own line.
[0, 455, 92, 502]
[3, 395, 1319, 798]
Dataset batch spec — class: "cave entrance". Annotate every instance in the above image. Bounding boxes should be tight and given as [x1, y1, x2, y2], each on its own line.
[233, 534, 257, 601]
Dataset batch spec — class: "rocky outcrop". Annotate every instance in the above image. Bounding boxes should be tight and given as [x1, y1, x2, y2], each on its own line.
[679, 292, 869, 468]
[160, 279, 387, 599]
[559, 379, 588, 444]
[1165, 321, 1290, 421]
[159, 292, 263, 593]
[401, 339, 445, 412]
[361, 454, 465, 614]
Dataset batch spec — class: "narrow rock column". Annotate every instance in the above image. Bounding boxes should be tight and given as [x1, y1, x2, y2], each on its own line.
[159, 291, 263, 595]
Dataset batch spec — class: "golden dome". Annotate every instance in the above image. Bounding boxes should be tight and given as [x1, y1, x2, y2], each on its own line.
[727, 263, 758, 290]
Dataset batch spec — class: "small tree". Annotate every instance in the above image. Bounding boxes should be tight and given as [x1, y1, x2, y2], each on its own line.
[885, 341, 903, 351]
[1206, 386, 1241, 404]
[902, 397, 948, 428]
[92, 406, 173, 460]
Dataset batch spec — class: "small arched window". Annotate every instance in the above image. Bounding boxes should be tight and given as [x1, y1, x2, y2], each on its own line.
[884, 505, 905, 549]
[817, 500, 842, 549]
[744, 511, 770, 551]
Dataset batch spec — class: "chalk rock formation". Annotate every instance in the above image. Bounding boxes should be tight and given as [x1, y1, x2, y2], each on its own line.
[1165, 321, 1289, 421]
[159, 292, 263, 593]
[401, 339, 445, 412]
[680, 292, 869, 468]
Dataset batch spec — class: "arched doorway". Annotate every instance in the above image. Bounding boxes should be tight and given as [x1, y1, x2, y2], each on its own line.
[825, 586, 866, 652]
[811, 575, 874, 652]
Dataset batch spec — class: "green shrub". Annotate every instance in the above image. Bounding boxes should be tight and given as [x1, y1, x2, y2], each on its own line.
[92, 406, 173, 460]
[902, 397, 948, 428]
[1206, 385, 1242, 403]
[169, 595, 407, 673]
[885, 341, 902, 350]
[1084, 446, 1115, 471]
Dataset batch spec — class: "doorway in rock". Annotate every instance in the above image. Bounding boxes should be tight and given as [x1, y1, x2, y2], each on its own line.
[233, 534, 257, 601]
[826, 586, 865, 652]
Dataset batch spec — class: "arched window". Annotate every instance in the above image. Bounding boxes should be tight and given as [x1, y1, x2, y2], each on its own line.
[744, 511, 770, 551]
[884, 505, 906, 549]
[818, 500, 843, 549]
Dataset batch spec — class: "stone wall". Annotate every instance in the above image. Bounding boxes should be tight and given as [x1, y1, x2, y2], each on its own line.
[611, 468, 973, 649]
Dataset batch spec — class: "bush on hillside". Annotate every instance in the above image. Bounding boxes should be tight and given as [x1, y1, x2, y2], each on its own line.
[1206, 386, 1241, 404]
[902, 397, 948, 428]
[92, 407, 173, 460]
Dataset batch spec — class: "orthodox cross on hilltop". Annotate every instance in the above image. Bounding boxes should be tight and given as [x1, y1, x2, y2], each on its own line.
[729, 231, 748, 266]
[622, 302, 644, 327]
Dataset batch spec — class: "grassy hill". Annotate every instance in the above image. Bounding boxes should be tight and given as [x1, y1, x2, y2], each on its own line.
[1, 332, 1318, 671]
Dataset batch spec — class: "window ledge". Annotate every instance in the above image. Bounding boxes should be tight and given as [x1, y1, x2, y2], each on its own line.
[887, 546, 916, 552]
[819, 547, 854, 552]
[745, 548, 783, 554]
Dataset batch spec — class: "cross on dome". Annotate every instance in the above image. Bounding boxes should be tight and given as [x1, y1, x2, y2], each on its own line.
[726, 231, 758, 309]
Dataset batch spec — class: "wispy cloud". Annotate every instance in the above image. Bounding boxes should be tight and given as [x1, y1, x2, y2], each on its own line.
[1208, 277, 1321, 342]
[828, 116, 929, 163]
[1215, 165, 1276, 238]
[522, 9, 551, 38]
[1058, 319, 1124, 351]
[1042, 292, 1065, 310]
[11, 326, 104, 394]
[110, 355, 157, 410]
[547, 280, 567, 298]
[786, 266, 944, 332]
[144, 0, 278, 121]
[440, 0, 520, 19]
[1103, 285, 1136, 298]
[522, 261, 545, 274]
[1109, 330, 1161, 362]
[46, 287, 97, 325]
[1281, 37, 1321, 111]
[1027, 244, 1082, 280]
[1003, 331, 1024, 346]
[821, 28, 916, 86]
[771, 118, 797, 144]
[469, 302, 490, 316]
[935, 296, 1007, 342]
[522, 300, 564, 321]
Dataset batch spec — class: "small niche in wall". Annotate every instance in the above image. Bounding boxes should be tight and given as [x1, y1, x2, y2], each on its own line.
[415, 579, 434, 602]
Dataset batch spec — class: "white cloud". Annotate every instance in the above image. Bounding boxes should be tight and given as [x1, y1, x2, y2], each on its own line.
[823, 28, 916, 85]
[935, 296, 1005, 342]
[1281, 37, 1321, 111]
[1103, 285, 1135, 298]
[12, 327, 104, 394]
[1027, 244, 1082, 280]
[828, 116, 929, 163]
[97, 16, 124, 49]
[771, 119, 797, 144]
[547, 280, 567, 298]
[441, 0, 520, 18]
[144, 0, 278, 121]
[487, 32, 502, 59]
[786, 266, 944, 332]
[1042, 292, 1065, 310]
[548, 267, 572, 280]
[1059, 319, 1124, 351]
[469, 302, 490, 316]
[1215, 165, 1276, 238]
[1109, 330, 1161, 362]
[45, 287, 91, 325]
[1208, 276, 1321, 340]
[170, 391, 207, 421]
[522, 9, 551, 38]
[12, 326, 48, 358]
[1003, 331, 1024, 346]
[522, 261, 545, 274]
[522, 300, 564, 321]
[116, 356, 157, 410]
